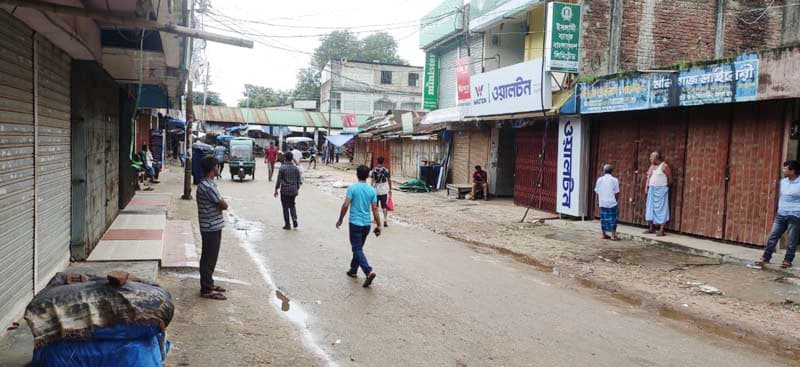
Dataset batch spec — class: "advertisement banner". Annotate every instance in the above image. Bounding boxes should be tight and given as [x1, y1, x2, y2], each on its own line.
[468, 58, 552, 117]
[677, 53, 758, 106]
[545, 2, 581, 73]
[342, 114, 358, 133]
[578, 76, 651, 114]
[423, 52, 440, 110]
[470, 0, 538, 31]
[456, 56, 472, 102]
[556, 116, 587, 217]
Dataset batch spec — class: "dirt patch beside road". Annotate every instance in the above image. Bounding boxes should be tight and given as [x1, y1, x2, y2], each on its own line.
[311, 164, 800, 361]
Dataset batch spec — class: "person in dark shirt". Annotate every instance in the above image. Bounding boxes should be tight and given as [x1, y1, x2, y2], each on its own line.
[471, 165, 489, 201]
[196, 156, 229, 300]
[274, 151, 302, 230]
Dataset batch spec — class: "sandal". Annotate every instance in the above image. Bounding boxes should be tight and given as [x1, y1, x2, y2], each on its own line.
[754, 258, 769, 266]
[782, 261, 792, 269]
[200, 291, 227, 300]
[212, 285, 227, 293]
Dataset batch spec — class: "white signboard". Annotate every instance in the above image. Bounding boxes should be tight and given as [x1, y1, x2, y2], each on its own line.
[468, 59, 552, 117]
[293, 100, 318, 110]
[556, 116, 588, 217]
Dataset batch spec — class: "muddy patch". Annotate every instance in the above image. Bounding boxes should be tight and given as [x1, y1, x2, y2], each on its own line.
[686, 264, 800, 305]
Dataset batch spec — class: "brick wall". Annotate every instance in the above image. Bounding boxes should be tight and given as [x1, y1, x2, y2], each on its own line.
[580, 0, 787, 76]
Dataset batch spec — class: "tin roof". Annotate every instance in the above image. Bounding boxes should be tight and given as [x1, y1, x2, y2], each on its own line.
[194, 106, 372, 129]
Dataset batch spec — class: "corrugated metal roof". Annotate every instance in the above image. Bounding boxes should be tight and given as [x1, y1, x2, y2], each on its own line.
[265, 109, 311, 127]
[309, 112, 327, 128]
[196, 106, 374, 129]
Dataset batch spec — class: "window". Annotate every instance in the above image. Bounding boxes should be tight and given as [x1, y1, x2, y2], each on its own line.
[408, 73, 419, 87]
[401, 102, 421, 111]
[380, 70, 392, 84]
[330, 92, 341, 110]
[374, 100, 395, 113]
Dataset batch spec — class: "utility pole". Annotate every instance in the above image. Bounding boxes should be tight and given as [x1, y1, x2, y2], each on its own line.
[181, 0, 196, 200]
[202, 61, 210, 124]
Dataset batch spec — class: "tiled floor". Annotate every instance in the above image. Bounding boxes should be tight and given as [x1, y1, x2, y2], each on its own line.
[162, 220, 199, 268]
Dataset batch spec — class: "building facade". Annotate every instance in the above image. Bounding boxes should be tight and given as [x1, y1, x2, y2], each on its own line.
[320, 60, 424, 116]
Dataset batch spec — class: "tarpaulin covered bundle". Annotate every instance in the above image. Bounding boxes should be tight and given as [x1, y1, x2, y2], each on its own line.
[399, 178, 430, 192]
[25, 272, 174, 367]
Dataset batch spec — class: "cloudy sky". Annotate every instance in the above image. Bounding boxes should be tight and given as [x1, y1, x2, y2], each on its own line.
[200, 0, 443, 106]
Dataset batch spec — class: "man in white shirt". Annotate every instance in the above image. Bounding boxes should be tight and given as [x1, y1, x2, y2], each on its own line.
[594, 164, 620, 240]
[291, 147, 303, 165]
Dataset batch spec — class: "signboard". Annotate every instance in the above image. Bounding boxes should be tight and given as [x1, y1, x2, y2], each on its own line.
[419, 0, 464, 49]
[677, 53, 758, 106]
[342, 113, 358, 133]
[456, 56, 472, 102]
[293, 100, 318, 110]
[468, 58, 552, 117]
[401, 112, 414, 133]
[423, 52, 440, 110]
[579, 53, 759, 114]
[579, 76, 651, 114]
[470, 0, 538, 31]
[556, 116, 588, 217]
[545, 2, 581, 73]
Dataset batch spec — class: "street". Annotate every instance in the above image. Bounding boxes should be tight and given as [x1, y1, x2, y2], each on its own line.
[158, 161, 794, 367]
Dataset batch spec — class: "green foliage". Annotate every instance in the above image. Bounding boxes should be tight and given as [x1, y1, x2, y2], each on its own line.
[295, 67, 320, 100]
[237, 84, 294, 108]
[193, 91, 226, 106]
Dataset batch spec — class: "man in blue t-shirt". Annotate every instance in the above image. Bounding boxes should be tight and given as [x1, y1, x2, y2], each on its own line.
[336, 165, 382, 287]
[757, 160, 800, 269]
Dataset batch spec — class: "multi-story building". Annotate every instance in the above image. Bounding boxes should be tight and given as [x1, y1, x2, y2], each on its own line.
[320, 60, 424, 116]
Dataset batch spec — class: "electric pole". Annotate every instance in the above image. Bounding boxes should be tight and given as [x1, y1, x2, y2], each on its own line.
[181, 0, 195, 200]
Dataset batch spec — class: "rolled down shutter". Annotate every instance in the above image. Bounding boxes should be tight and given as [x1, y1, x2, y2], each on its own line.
[451, 130, 469, 184]
[36, 35, 71, 281]
[438, 46, 458, 109]
[0, 11, 35, 329]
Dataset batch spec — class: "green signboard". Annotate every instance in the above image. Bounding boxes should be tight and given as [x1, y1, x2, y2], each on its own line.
[545, 2, 581, 73]
[423, 52, 439, 110]
[419, 0, 464, 49]
[470, 0, 539, 30]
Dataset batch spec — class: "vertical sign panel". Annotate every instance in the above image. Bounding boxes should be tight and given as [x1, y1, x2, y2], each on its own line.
[423, 52, 440, 110]
[545, 2, 581, 73]
[556, 116, 588, 216]
[456, 56, 472, 103]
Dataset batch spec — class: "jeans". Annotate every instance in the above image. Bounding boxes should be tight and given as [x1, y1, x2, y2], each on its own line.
[281, 194, 298, 226]
[267, 161, 275, 181]
[762, 214, 800, 263]
[200, 230, 222, 293]
[349, 223, 372, 275]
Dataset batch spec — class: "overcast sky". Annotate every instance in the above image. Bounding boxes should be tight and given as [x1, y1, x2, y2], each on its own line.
[201, 0, 442, 106]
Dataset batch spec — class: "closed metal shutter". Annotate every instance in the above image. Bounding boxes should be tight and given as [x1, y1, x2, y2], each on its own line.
[470, 34, 484, 75]
[36, 36, 71, 282]
[0, 11, 35, 330]
[514, 123, 558, 212]
[451, 130, 469, 184]
[438, 46, 458, 109]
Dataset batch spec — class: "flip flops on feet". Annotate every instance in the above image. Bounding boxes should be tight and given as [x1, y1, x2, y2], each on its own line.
[782, 261, 793, 269]
[346, 271, 357, 278]
[200, 291, 227, 300]
[363, 273, 376, 288]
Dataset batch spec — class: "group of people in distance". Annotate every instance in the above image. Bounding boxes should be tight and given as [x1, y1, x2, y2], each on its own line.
[193, 146, 393, 300]
[595, 151, 798, 269]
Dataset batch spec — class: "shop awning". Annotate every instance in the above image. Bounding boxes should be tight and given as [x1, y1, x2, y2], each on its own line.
[226, 125, 248, 132]
[166, 118, 186, 130]
[420, 106, 462, 125]
[326, 134, 355, 147]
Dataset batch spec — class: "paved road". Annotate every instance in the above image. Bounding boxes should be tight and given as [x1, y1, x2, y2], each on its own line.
[161, 162, 794, 367]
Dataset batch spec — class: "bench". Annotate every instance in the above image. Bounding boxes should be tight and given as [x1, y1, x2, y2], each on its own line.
[446, 184, 472, 199]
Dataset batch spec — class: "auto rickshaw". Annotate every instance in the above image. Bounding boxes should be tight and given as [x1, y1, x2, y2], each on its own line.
[228, 137, 255, 181]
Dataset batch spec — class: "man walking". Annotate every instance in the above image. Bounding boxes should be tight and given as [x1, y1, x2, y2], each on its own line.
[645, 151, 671, 236]
[370, 157, 392, 227]
[308, 146, 318, 170]
[595, 164, 620, 241]
[265, 142, 278, 181]
[196, 156, 229, 300]
[214, 144, 226, 179]
[336, 165, 382, 288]
[756, 160, 800, 269]
[274, 151, 302, 230]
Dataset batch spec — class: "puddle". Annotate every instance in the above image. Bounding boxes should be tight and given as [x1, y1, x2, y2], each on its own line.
[686, 264, 800, 305]
[227, 210, 338, 367]
[166, 271, 252, 286]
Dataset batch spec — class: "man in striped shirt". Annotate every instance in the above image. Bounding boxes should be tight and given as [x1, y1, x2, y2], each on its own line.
[197, 156, 229, 300]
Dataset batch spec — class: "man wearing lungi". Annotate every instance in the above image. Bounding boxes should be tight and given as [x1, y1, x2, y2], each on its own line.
[644, 151, 671, 237]
[595, 164, 620, 240]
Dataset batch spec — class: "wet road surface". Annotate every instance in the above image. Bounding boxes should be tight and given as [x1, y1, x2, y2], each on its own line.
[162, 162, 795, 367]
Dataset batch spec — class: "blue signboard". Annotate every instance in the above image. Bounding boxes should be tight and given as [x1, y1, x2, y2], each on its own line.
[578, 76, 650, 114]
[678, 53, 758, 106]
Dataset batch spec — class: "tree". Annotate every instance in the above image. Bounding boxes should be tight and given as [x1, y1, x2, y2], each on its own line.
[238, 84, 294, 108]
[295, 67, 320, 101]
[360, 32, 405, 65]
[311, 30, 363, 71]
[193, 91, 226, 106]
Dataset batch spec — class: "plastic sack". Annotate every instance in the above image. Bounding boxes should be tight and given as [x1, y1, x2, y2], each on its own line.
[32, 325, 169, 367]
[386, 194, 394, 211]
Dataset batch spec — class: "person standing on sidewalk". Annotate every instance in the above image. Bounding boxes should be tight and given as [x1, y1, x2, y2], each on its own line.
[336, 165, 382, 288]
[595, 164, 620, 241]
[756, 160, 800, 269]
[196, 156, 229, 300]
[644, 151, 671, 236]
[265, 142, 278, 182]
[274, 151, 302, 230]
[370, 157, 392, 227]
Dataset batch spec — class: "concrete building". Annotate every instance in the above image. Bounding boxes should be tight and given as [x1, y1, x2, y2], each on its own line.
[320, 60, 424, 116]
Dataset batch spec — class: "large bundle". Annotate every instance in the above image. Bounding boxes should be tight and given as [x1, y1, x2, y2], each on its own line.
[25, 272, 174, 367]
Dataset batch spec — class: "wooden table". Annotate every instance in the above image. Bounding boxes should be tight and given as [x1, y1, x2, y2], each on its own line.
[446, 184, 472, 199]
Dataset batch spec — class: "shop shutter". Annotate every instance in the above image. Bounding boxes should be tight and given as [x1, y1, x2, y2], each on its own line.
[0, 11, 35, 329]
[725, 102, 783, 245]
[451, 130, 469, 184]
[513, 122, 558, 211]
[35, 36, 71, 281]
[470, 34, 484, 75]
[438, 46, 458, 109]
